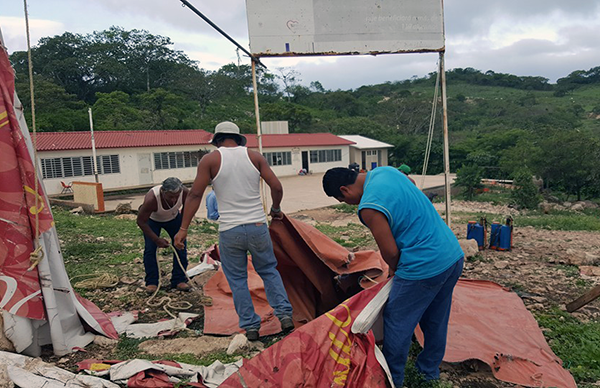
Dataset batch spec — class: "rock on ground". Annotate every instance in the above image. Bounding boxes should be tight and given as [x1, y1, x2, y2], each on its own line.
[459, 239, 480, 259]
[114, 202, 132, 214]
[139, 336, 232, 357]
[227, 334, 250, 355]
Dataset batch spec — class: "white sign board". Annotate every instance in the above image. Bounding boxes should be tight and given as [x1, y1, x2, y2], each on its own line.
[246, 0, 444, 57]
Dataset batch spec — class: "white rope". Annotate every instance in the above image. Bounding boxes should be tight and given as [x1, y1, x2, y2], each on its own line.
[145, 244, 211, 319]
[420, 63, 441, 190]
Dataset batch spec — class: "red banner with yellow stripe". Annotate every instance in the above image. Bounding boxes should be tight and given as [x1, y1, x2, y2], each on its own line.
[0, 45, 53, 319]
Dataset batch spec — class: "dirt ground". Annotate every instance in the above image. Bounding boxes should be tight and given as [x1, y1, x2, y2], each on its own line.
[43, 202, 600, 387]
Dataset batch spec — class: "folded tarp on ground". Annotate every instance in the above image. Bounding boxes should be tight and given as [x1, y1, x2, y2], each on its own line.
[76, 357, 243, 387]
[203, 215, 388, 336]
[205, 216, 576, 387]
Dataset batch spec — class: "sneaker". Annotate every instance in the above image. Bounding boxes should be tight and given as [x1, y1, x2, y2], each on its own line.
[246, 328, 259, 341]
[145, 284, 158, 294]
[280, 316, 294, 332]
[175, 282, 191, 292]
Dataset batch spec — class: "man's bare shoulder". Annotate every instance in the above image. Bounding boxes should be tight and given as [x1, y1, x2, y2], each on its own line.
[139, 190, 158, 214]
[247, 149, 266, 162]
[247, 149, 265, 169]
[199, 150, 220, 166]
[202, 150, 220, 161]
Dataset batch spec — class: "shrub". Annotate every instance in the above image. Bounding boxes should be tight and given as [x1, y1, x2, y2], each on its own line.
[510, 169, 542, 209]
[454, 164, 484, 200]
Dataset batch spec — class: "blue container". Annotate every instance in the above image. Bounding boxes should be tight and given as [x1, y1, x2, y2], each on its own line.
[489, 222, 501, 250]
[498, 218, 513, 251]
[467, 221, 485, 250]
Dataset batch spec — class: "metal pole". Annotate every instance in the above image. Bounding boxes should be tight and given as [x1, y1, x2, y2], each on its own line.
[88, 108, 99, 183]
[252, 61, 268, 211]
[439, 52, 451, 226]
[178, 0, 265, 68]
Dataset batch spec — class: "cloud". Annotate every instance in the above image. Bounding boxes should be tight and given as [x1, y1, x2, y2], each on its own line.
[0, 16, 64, 53]
[3, 0, 600, 90]
[91, 0, 250, 38]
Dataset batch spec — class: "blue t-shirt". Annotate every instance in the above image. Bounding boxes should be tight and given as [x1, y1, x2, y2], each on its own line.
[206, 190, 219, 221]
[358, 167, 463, 280]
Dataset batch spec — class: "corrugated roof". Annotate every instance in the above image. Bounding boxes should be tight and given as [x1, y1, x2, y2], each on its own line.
[36, 131, 354, 151]
[338, 135, 393, 149]
[246, 133, 354, 148]
[36, 130, 213, 151]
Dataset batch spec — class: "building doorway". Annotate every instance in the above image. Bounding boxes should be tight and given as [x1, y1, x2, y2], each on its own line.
[302, 151, 309, 172]
[138, 153, 153, 185]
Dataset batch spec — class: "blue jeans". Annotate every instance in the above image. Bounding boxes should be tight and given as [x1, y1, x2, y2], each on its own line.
[383, 258, 463, 387]
[143, 213, 188, 288]
[219, 223, 293, 330]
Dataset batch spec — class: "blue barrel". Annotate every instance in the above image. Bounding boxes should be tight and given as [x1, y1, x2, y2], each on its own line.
[467, 221, 485, 250]
[489, 222, 501, 250]
[498, 218, 513, 251]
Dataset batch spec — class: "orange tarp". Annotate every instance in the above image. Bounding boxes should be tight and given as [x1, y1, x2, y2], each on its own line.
[205, 216, 576, 387]
[203, 215, 388, 336]
[220, 281, 390, 388]
[432, 279, 576, 387]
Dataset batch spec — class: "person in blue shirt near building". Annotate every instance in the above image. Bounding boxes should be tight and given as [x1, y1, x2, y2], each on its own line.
[322, 166, 464, 387]
[205, 188, 219, 221]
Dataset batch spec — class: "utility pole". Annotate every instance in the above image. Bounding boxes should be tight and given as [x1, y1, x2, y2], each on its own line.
[88, 108, 99, 183]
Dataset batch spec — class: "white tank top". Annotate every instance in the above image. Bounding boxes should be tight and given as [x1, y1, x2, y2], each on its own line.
[149, 185, 183, 222]
[212, 147, 266, 232]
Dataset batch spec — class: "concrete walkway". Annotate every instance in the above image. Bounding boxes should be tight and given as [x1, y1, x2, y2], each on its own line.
[101, 172, 455, 218]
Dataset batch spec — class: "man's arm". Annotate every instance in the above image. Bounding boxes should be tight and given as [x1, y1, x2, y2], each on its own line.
[249, 150, 283, 219]
[137, 191, 170, 248]
[174, 154, 214, 249]
[359, 208, 399, 276]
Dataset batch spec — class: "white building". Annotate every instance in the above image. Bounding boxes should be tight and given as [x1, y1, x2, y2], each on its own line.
[36, 130, 357, 196]
[338, 135, 394, 171]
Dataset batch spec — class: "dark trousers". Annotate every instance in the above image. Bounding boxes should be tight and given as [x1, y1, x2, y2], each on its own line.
[143, 213, 188, 287]
[383, 258, 464, 387]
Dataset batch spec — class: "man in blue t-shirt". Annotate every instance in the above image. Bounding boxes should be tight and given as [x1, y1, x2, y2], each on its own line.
[323, 166, 464, 387]
[205, 189, 219, 221]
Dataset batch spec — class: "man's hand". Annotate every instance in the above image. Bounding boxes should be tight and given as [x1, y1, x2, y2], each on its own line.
[269, 208, 284, 220]
[174, 230, 187, 250]
[155, 237, 170, 248]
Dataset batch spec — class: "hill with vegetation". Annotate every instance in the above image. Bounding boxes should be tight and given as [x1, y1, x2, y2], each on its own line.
[10, 27, 600, 200]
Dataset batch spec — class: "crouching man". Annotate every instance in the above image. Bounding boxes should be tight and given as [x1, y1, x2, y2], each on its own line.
[322, 166, 463, 387]
[137, 177, 190, 293]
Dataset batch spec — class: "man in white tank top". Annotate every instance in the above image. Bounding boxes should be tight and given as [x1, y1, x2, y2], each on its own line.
[137, 177, 190, 294]
[174, 121, 294, 341]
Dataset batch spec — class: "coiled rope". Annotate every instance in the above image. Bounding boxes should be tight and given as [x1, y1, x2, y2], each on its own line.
[145, 244, 195, 319]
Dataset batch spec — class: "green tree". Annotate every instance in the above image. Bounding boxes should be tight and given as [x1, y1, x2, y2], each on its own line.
[535, 130, 600, 201]
[138, 88, 195, 130]
[10, 27, 196, 103]
[276, 67, 301, 102]
[261, 102, 312, 132]
[455, 164, 484, 200]
[15, 75, 88, 131]
[92, 91, 143, 130]
[510, 169, 542, 209]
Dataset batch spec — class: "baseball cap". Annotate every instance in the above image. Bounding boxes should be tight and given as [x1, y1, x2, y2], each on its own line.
[398, 164, 411, 174]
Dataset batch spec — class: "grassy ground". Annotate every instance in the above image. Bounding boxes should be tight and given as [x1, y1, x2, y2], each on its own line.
[52, 197, 600, 387]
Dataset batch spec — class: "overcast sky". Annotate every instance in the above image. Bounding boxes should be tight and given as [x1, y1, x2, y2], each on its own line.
[2, 0, 600, 91]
